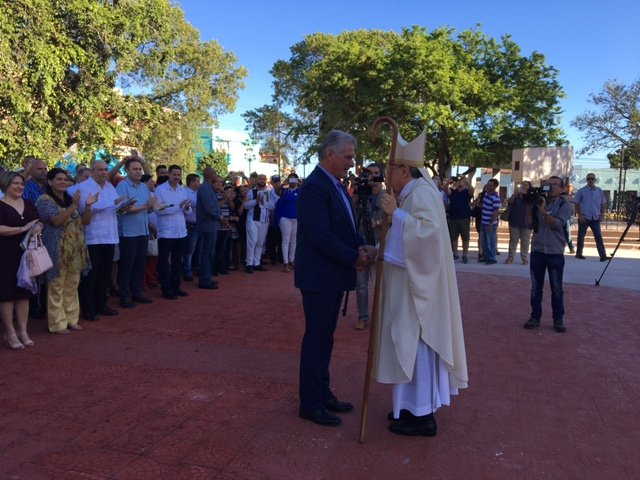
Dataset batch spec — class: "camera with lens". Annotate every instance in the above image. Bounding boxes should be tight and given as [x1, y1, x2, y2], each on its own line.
[527, 184, 551, 205]
[354, 169, 384, 197]
[529, 184, 552, 233]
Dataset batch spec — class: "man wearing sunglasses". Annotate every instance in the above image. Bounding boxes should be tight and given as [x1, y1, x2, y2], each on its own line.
[574, 174, 609, 262]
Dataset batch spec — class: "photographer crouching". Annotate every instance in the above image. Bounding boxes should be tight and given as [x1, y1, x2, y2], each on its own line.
[352, 163, 384, 330]
[524, 176, 574, 333]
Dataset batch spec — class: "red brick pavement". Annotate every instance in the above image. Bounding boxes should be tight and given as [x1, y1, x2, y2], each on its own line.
[1, 269, 638, 479]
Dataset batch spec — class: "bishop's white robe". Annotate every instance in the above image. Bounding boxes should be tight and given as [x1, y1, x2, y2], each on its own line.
[374, 178, 468, 418]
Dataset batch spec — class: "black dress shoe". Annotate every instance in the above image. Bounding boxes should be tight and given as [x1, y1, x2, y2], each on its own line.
[387, 409, 413, 421]
[388, 414, 437, 437]
[299, 407, 342, 427]
[120, 298, 136, 309]
[176, 290, 189, 297]
[253, 265, 266, 272]
[245, 266, 254, 274]
[324, 398, 354, 413]
[183, 274, 194, 282]
[84, 315, 99, 321]
[523, 318, 540, 329]
[99, 307, 118, 316]
[198, 283, 219, 290]
[575, 254, 586, 259]
[162, 293, 178, 300]
[553, 323, 567, 333]
[600, 256, 610, 262]
[132, 296, 153, 304]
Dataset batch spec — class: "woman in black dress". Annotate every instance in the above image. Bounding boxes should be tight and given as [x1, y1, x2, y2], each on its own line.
[0, 172, 42, 349]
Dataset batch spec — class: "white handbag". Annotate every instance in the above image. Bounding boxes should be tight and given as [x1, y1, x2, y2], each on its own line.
[25, 233, 53, 277]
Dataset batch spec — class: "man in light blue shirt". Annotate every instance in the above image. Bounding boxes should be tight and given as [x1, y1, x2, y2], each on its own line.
[115, 156, 152, 307]
[574, 173, 608, 261]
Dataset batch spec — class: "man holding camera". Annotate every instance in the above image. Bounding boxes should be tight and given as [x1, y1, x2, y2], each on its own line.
[524, 176, 573, 333]
[447, 176, 473, 263]
[353, 163, 384, 330]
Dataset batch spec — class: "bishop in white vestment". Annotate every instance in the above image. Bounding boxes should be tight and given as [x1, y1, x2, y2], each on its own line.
[373, 134, 468, 437]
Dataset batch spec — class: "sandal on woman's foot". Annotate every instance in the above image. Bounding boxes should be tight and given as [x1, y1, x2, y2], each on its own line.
[4, 334, 25, 350]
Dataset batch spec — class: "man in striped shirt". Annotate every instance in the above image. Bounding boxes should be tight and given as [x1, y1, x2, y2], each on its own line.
[480, 179, 501, 264]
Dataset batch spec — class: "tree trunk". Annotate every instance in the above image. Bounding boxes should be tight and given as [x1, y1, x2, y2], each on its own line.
[437, 126, 451, 178]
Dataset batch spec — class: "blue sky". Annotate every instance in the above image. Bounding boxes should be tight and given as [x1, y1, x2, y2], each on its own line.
[175, 0, 639, 161]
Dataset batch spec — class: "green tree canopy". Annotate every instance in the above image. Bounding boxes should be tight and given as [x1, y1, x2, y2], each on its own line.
[573, 79, 640, 156]
[607, 141, 640, 169]
[199, 150, 229, 177]
[242, 104, 296, 172]
[271, 26, 566, 175]
[0, 0, 246, 170]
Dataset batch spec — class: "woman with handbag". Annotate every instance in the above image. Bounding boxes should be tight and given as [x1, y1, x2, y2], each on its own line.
[0, 172, 42, 349]
[36, 168, 95, 334]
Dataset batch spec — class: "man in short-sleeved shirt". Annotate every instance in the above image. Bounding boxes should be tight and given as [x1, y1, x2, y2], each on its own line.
[115, 156, 152, 307]
[574, 173, 608, 261]
[447, 178, 473, 263]
[480, 179, 501, 264]
[68, 160, 121, 319]
[154, 165, 191, 299]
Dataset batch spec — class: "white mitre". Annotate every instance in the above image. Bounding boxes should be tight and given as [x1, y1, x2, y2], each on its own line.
[394, 131, 436, 190]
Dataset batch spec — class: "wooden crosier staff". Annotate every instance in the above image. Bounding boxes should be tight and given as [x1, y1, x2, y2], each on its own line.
[358, 116, 399, 444]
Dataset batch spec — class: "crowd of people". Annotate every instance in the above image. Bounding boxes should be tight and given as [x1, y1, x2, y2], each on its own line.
[0, 151, 616, 350]
[0, 155, 301, 350]
[439, 172, 611, 267]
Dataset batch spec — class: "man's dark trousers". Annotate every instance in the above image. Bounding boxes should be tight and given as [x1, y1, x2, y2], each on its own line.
[198, 230, 217, 287]
[79, 244, 115, 318]
[530, 251, 565, 325]
[213, 230, 230, 274]
[118, 236, 148, 301]
[158, 237, 186, 295]
[576, 219, 607, 258]
[299, 289, 344, 412]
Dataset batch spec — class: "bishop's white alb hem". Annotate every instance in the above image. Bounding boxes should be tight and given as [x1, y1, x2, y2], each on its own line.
[392, 340, 459, 419]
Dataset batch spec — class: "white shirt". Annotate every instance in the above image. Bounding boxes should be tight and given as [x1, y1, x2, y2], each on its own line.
[184, 186, 198, 224]
[68, 177, 119, 245]
[154, 182, 190, 239]
[243, 187, 278, 223]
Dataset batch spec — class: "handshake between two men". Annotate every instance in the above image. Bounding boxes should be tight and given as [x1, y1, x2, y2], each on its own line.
[354, 190, 400, 271]
[356, 245, 378, 271]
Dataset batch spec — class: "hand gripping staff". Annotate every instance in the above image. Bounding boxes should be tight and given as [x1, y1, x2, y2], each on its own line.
[358, 117, 398, 443]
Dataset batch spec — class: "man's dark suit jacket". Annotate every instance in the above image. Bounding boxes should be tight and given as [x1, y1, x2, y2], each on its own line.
[195, 181, 220, 233]
[294, 166, 363, 292]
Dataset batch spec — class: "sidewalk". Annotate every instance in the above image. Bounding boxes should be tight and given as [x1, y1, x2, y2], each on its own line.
[456, 248, 640, 291]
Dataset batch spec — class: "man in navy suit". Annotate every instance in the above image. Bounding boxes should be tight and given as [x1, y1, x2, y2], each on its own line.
[196, 167, 221, 290]
[295, 130, 376, 426]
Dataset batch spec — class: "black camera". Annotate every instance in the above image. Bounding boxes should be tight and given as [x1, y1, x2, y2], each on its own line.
[354, 169, 384, 197]
[529, 184, 552, 233]
[527, 184, 551, 204]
